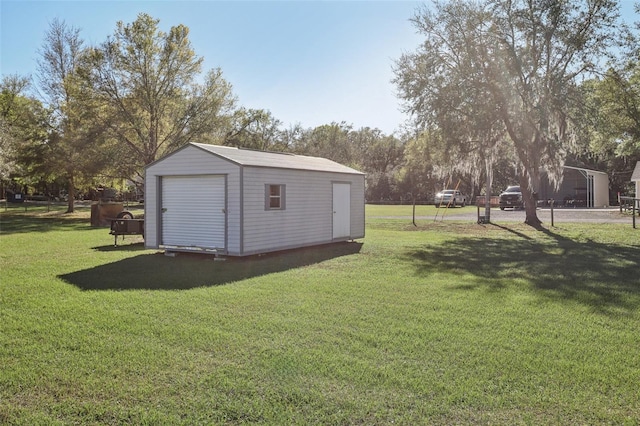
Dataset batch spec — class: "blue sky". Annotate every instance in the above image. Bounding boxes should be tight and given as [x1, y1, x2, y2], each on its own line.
[1, 1, 638, 135]
[0, 1, 424, 134]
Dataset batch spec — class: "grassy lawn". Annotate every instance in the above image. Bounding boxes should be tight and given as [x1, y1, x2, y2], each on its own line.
[1, 203, 639, 424]
[366, 203, 473, 218]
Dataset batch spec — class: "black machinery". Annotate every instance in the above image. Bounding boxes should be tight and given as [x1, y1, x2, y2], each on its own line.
[110, 218, 144, 246]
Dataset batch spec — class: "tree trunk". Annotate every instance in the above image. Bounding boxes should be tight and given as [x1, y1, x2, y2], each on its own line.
[484, 157, 492, 223]
[412, 196, 417, 227]
[66, 175, 75, 213]
[523, 195, 541, 227]
[518, 175, 541, 227]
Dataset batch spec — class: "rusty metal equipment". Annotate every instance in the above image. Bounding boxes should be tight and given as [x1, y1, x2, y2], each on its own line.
[91, 202, 125, 226]
[110, 219, 144, 246]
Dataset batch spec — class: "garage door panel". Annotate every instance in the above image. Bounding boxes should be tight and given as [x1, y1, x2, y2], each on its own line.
[162, 175, 226, 249]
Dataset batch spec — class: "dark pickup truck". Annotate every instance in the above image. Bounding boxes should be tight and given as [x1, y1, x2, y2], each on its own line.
[499, 186, 523, 210]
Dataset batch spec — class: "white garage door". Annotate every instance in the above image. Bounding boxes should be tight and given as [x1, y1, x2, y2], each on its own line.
[161, 175, 226, 250]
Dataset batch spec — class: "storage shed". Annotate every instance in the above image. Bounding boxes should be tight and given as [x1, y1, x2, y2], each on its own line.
[538, 166, 609, 208]
[144, 143, 365, 256]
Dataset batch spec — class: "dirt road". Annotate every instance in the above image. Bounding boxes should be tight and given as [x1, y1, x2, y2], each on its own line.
[388, 207, 638, 225]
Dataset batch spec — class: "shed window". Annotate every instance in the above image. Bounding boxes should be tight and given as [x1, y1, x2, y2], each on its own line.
[265, 184, 285, 210]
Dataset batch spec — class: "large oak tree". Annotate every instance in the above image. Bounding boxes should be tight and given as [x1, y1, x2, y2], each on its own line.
[83, 13, 237, 181]
[395, 0, 621, 225]
[36, 18, 107, 212]
[0, 76, 49, 192]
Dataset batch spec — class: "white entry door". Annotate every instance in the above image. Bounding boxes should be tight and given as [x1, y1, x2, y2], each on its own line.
[332, 183, 351, 239]
[161, 175, 226, 250]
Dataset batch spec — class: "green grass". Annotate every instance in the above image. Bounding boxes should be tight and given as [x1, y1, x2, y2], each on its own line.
[366, 203, 474, 218]
[1, 205, 640, 424]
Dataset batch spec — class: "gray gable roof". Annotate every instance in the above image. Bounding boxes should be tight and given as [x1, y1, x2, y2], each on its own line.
[632, 161, 640, 181]
[191, 143, 364, 175]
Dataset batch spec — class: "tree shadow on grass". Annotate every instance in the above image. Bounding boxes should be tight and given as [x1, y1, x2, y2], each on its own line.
[406, 225, 640, 313]
[59, 242, 363, 291]
[0, 213, 90, 234]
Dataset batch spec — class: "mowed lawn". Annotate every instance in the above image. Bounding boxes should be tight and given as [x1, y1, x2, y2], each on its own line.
[1, 203, 639, 424]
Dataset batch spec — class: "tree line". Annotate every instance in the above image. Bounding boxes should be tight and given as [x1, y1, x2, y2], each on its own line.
[1, 3, 639, 224]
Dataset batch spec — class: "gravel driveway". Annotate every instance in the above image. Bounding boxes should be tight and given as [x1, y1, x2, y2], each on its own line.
[386, 207, 638, 225]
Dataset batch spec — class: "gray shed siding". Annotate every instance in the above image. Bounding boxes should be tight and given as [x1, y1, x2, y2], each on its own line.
[240, 167, 365, 255]
[145, 146, 242, 254]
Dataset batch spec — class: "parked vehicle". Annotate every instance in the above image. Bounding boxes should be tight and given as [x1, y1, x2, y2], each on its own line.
[499, 185, 523, 210]
[434, 189, 467, 207]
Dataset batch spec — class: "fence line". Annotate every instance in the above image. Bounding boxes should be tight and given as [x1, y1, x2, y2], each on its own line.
[619, 196, 639, 229]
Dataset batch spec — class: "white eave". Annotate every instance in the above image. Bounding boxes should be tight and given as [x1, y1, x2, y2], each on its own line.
[631, 161, 640, 181]
[563, 165, 608, 176]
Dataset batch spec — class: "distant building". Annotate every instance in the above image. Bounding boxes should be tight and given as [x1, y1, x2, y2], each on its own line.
[632, 161, 640, 200]
[537, 166, 609, 208]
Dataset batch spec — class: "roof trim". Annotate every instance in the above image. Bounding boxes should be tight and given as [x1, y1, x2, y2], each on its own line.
[563, 165, 608, 175]
[191, 143, 364, 175]
[190, 143, 240, 166]
[144, 143, 194, 170]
